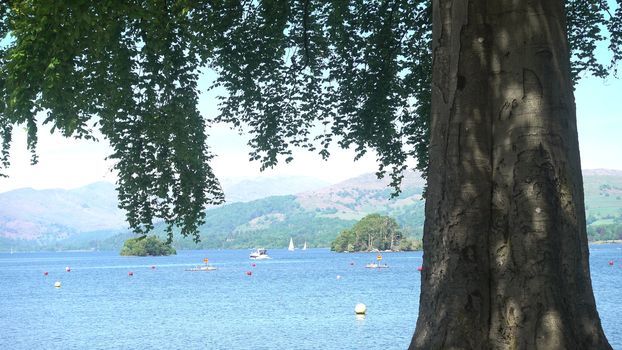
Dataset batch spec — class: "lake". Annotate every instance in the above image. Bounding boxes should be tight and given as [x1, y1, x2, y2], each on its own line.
[1, 245, 620, 349]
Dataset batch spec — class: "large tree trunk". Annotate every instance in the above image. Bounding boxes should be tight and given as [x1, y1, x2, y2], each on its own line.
[410, 1, 611, 349]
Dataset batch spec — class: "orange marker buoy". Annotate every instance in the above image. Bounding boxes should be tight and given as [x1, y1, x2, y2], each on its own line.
[609, 260, 614, 266]
[417, 266, 423, 272]
[251, 263, 256, 267]
[128, 271, 134, 276]
[246, 271, 252, 276]
[43, 271, 48, 276]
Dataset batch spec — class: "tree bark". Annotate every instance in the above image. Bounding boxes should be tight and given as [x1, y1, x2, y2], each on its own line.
[410, 1, 611, 349]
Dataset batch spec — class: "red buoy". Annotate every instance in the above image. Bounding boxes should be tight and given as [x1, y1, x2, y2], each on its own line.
[609, 260, 614, 266]
[43, 271, 48, 276]
[417, 266, 423, 272]
[246, 271, 252, 276]
[251, 263, 256, 267]
[128, 271, 134, 276]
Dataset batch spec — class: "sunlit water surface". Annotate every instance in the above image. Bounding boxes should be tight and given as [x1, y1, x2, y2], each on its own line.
[0, 245, 620, 350]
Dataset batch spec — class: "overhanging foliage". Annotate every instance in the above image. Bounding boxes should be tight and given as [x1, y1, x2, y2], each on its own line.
[0, 1, 620, 240]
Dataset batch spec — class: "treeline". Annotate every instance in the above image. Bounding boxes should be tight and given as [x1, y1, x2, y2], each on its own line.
[588, 223, 622, 242]
[586, 211, 622, 241]
[331, 214, 422, 252]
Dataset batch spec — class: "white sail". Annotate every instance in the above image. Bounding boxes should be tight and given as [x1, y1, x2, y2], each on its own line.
[302, 241, 307, 250]
[288, 237, 295, 251]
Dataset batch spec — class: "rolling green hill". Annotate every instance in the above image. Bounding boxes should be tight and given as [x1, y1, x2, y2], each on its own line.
[155, 173, 427, 249]
[583, 169, 622, 218]
[1, 170, 622, 251]
[100, 170, 622, 249]
[583, 170, 622, 240]
[0, 176, 333, 251]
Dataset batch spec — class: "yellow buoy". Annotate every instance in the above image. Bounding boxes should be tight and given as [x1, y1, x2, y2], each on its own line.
[54, 281, 61, 288]
[354, 303, 366, 315]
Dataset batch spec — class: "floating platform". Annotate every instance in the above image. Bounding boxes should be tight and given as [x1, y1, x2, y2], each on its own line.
[365, 263, 389, 269]
[185, 266, 217, 272]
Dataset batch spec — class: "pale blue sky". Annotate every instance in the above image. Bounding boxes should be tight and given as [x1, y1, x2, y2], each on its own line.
[575, 74, 622, 170]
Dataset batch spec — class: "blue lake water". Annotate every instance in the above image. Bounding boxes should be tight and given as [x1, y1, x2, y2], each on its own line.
[0, 245, 621, 350]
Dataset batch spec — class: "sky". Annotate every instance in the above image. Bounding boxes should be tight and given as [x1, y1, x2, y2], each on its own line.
[0, 55, 621, 193]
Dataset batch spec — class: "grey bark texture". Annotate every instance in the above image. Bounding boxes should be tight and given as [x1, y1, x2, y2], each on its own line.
[409, 0, 611, 349]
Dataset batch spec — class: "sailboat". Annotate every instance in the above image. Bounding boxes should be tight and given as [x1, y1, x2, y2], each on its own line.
[288, 237, 295, 251]
[302, 241, 307, 250]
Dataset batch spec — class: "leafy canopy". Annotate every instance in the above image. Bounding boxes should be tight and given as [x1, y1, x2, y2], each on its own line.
[0, 1, 620, 241]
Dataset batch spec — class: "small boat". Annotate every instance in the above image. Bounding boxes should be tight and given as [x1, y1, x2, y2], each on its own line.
[250, 248, 271, 260]
[288, 238, 295, 251]
[185, 265, 217, 272]
[365, 263, 389, 269]
[302, 241, 307, 251]
[186, 257, 217, 271]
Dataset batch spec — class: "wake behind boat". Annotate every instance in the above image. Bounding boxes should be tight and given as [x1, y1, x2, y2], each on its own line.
[250, 248, 270, 260]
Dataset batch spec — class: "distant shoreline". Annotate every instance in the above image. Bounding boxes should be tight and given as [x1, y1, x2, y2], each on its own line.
[590, 240, 622, 245]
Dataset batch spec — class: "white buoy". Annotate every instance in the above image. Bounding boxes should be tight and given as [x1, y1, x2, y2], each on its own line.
[354, 303, 367, 315]
[65, 266, 71, 272]
[54, 281, 61, 288]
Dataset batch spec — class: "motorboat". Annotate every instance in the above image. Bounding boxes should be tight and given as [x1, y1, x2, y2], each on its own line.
[250, 248, 270, 260]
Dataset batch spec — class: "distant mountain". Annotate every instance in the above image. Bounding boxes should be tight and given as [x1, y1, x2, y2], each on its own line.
[582, 169, 622, 240]
[1, 170, 622, 251]
[583, 169, 622, 176]
[169, 170, 622, 249]
[0, 175, 331, 250]
[0, 182, 126, 243]
[221, 176, 330, 203]
[582, 169, 622, 217]
[156, 172, 427, 250]
[297, 172, 426, 221]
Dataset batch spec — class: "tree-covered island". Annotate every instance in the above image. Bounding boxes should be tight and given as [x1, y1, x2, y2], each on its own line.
[120, 236, 176, 256]
[331, 214, 421, 252]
